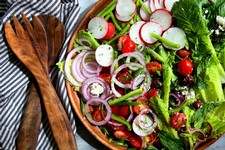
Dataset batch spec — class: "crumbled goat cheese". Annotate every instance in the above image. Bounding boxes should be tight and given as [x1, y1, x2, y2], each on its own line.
[186, 88, 195, 99]
[90, 83, 104, 96]
[216, 16, 225, 29]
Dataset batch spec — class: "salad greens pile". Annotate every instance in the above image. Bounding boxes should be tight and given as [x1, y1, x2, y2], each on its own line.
[60, 0, 225, 149]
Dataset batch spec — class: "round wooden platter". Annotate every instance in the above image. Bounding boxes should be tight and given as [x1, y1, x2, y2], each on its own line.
[66, 0, 221, 149]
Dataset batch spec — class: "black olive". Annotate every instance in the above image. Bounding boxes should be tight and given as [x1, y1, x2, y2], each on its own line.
[193, 99, 203, 109]
[151, 78, 162, 88]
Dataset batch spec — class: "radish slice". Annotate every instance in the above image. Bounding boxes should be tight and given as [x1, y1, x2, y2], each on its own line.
[139, 21, 163, 44]
[116, 0, 136, 16]
[154, 0, 164, 9]
[139, 1, 151, 21]
[129, 21, 145, 44]
[150, 8, 173, 31]
[115, 11, 136, 22]
[150, 0, 156, 12]
[164, 0, 179, 11]
[95, 44, 114, 67]
[88, 16, 108, 39]
[162, 27, 186, 50]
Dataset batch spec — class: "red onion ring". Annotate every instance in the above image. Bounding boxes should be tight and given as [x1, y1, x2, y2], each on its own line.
[80, 77, 110, 101]
[85, 97, 112, 126]
[64, 46, 91, 87]
[82, 51, 102, 74]
[138, 108, 158, 129]
[131, 74, 146, 90]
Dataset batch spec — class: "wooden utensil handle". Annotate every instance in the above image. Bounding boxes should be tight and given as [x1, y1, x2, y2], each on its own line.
[16, 84, 42, 150]
[34, 70, 77, 150]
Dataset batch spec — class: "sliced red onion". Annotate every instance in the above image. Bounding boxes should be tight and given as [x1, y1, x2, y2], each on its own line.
[71, 51, 87, 82]
[170, 92, 185, 106]
[110, 52, 146, 75]
[127, 113, 134, 122]
[64, 46, 91, 87]
[82, 51, 102, 74]
[138, 108, 158, 129]
[111, 63, 143, 89]
[78, 37, 92, 47]
[80, 77, 110, 101]
[131, 74, 146, 90]
[85, 97, 112, 126]
[107, 120, 123, 127]
[111, 81, 122, 98]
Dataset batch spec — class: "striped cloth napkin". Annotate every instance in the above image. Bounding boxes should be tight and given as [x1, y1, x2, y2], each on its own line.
[0, 0, 80, 149]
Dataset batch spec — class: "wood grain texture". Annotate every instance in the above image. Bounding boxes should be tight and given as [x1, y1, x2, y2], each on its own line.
[5, 15, 77, 150]
[65, 0, 222, 150]
[16, 15, 65, 150]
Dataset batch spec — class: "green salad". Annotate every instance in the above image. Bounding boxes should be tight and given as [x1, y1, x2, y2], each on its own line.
[59, 0, 225, 149]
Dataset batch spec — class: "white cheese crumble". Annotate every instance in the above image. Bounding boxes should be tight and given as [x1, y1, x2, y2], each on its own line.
[90, 83, 104, 96]
[216, 16, 225, 30]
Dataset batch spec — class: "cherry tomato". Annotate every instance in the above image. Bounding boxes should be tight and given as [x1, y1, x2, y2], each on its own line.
[177, 58, 193, 76]
[133, 96, 149, 114]
[103, 22, 115, 40]
[148, 88, 159, 99]
[114, 129, 131, 140]
[121, 39, 136, 53]
[111, 105, 120, 116]
[92, 109, 104, 122]
[146, 61, 162, 75]
[99, 73, 111, 84]
[145, 133, 156, 143]
[117, 34, 130, 50]
[119, 105, 130, 117]
[178, 49, 191, 58]
[170, 112, 187, 129]
[129, 134, 142, 148]
[117, 71, 133, 84]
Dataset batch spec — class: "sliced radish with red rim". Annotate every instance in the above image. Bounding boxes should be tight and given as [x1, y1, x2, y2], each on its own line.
[164, 0, 179, 11]
[150, 0, 156, 12]
[162, 27, 186, 50]
[88, 16, 108, 40]
[115, 11, 136, 22]
[139, 0, 151, 21]
[139, 21, 163, 44]
[154, 0, 164, 9]
[150, 8, 173, 31]
[129, 21, 145, 44]
[116, 0, 136, 16]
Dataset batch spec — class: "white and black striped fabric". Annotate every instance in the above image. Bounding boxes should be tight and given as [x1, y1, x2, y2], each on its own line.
[0, 0, 80, 149]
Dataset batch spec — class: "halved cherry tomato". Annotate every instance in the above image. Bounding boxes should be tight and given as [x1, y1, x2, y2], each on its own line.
[146, 61, 162, 75]
[148, 88, 159, 99]
[133, 96, 149, 114]
[121, 39, 136, 53]
[129, 134, 142, 148]
[119, 105, 130, 117]
[178, 49, 191, 58]
[92, 109, 104, 122]
[145, 133, 156, 143]
[114, 129, 131, 140]
[99, 73, 111, 84]
[177, 58, 193, 76]
[103, 22, 115, 40]
[117, 71, 133, 84]
[117, 34, 130, 50]
[170, 112, 187, 129]
[111, 105, 120, 116]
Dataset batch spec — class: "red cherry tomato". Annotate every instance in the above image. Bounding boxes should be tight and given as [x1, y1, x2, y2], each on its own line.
[170, 112, 187, 129]
[178, 50, 191, 58]
[99, 73, 111, 84]
[148, 88, 159, 99]
[129, 134, 142, 148]
[92, 109, 104, 122]
[114, 129, 131, 140]
[117, 34, 130, 50]
[117, 71, 133, 84]
[146, 61, 162, 75]
[111, 106, 120, 116]
[133, 96, 149, 114]
[119, 105, 131, 117]
[121, 39, 136, 53]
[103, 22, 115, 40]
[177, 58, 193, 76]
[145, 133, 156, 143]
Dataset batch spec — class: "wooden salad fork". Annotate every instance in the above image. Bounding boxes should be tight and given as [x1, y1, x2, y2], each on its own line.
[4, 15, 77, 150]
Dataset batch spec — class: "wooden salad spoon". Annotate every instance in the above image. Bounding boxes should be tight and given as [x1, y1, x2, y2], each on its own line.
[4, 15, 77, 150]
[16, 14, 65, 150]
